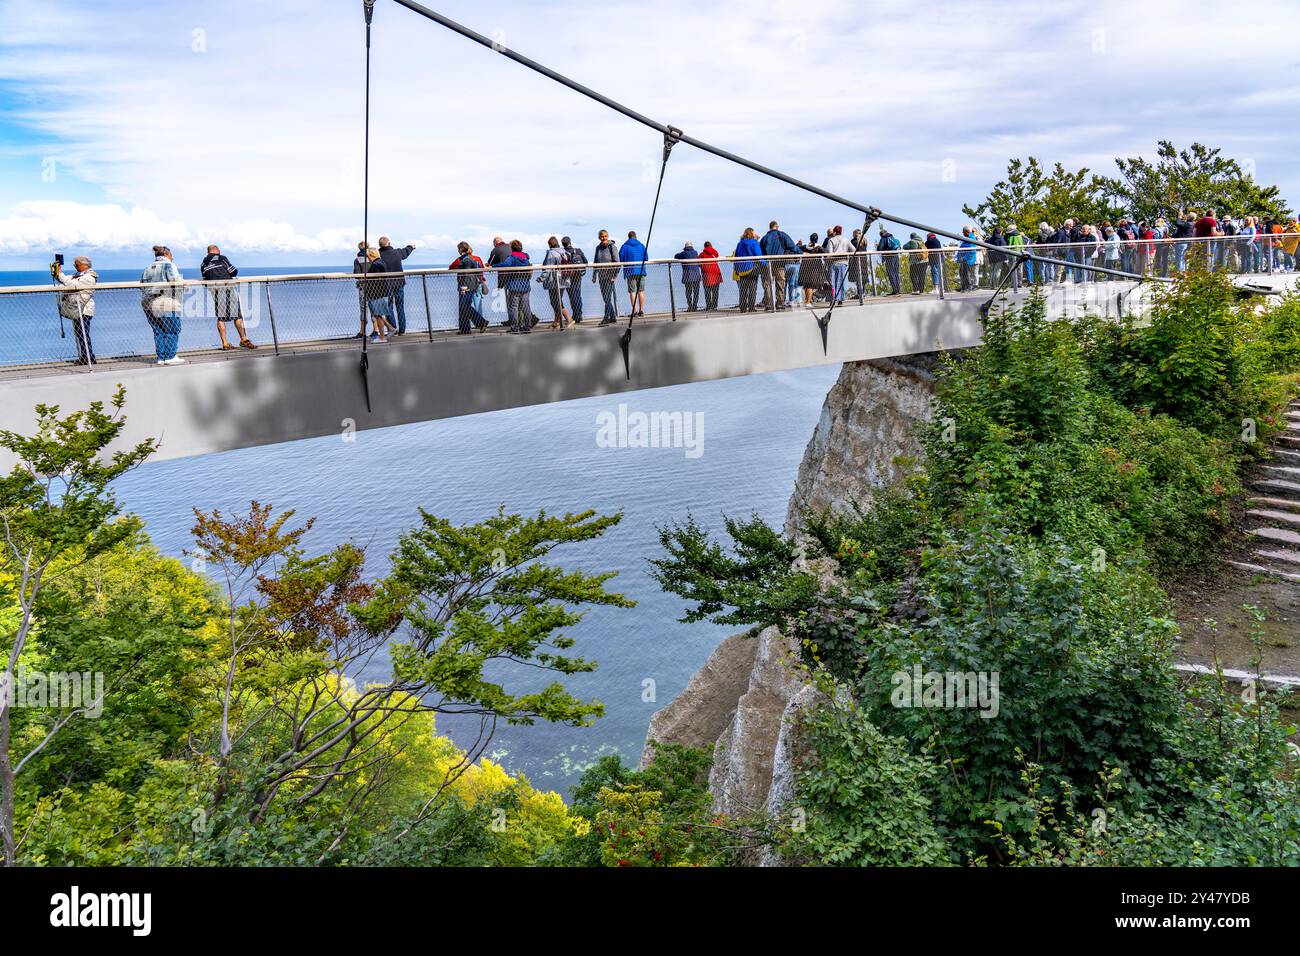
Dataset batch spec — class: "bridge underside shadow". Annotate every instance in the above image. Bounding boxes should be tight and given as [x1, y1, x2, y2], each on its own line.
[0, 285, 1147, 464]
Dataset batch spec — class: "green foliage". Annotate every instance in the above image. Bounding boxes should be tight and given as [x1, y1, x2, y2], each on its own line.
[786, 694, 949, 866]
[650, 513, 819, 636]
[962, 156, 1118, 235]
[362, 506, 635, 727]
[554, 743, 744, 866]
[1097, 140, 1292, 222]
[855, 521, 1181, 858]
[1088, 271, 1270, 439]
[923, 293, 1238, 568]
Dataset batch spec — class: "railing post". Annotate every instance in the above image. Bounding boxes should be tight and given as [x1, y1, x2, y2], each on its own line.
[868, 253, 877, 297]
[765, 261, 775, 313]
[856, 254, 864, 304]
[937, 250, 945, 299]
[667, 262, 677, 321]
[264, 280, 280, 355]
[421, 272, 435, 341]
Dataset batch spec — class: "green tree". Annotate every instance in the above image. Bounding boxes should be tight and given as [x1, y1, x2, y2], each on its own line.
[1097, 140, 1292, 222]
[963, 156, 1117, 234]
[183, 501, 635, 861]
[0, 388, 154, 866]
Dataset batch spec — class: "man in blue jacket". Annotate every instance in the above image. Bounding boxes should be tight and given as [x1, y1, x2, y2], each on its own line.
[760, 220, 799, 308]
[619, 231, 648, 317]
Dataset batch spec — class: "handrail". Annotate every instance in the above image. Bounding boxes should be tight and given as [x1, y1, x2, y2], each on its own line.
[3, 235, 1283, 295]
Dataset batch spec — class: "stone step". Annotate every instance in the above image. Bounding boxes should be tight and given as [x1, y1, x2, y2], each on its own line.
[1247, 508, 1300, 526]
[1225, 559, 1300, 584]
[1277, 436, 1300, 449]
[1271, 448, 1300, 462]
[1248, 526, 1300, 546]
[1254, 547, 1300, 567]
[1252, 478, 1300, 497]
[1248, 496, 1300, 512]
[1174, 661, 1300, 690]
[1259, 464, 1300, 478]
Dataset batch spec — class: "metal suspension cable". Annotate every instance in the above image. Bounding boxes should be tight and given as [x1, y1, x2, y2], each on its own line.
[386, 0, 1166, 286]
[358, 0, 377, 413]
[619, 128, 680, 378]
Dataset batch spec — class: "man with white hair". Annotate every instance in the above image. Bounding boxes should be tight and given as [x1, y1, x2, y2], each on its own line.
[53, 255, 98, 365]
[377, 235, 415, 335]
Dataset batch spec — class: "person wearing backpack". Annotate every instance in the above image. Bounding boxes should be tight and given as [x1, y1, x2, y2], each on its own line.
[541, 236, 573, 330]
[903, 232, 927, 294]
[760, 220, 799, 308]
[877, 227, 902, 295]
[451, 241, 488, 334]
[561, 237, 587, 323]
[1004, 224, 1026, 289]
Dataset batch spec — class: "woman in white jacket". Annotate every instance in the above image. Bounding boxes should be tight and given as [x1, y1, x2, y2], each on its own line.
[55, 255, 97, 365]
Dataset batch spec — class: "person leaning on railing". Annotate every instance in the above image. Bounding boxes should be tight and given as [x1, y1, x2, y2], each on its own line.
[699, 241, 722, 311]
[140, 245, 186, 366]
[903, 232, 927, 295]
[53, 255, 97, 365]
[673, 241, 703, 312]
[200, 244, 256, 351]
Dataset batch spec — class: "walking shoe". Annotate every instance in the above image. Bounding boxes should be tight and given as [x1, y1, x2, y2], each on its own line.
[240, 339, 257, 349]
[221, 343, 235, 351]
[163, 356, 187, 365]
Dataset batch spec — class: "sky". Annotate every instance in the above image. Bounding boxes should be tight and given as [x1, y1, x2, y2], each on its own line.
[0, 0, 1297, 270]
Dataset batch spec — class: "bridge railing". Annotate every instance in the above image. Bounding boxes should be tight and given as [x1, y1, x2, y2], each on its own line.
[0, 235, 1294, 373]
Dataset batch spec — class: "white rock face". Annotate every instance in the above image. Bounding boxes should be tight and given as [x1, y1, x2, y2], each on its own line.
[785, 357, 939, 534]
[707, 626, 808, 819]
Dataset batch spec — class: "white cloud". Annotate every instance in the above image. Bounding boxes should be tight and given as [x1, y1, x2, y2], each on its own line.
[0, 0, 1297, 265]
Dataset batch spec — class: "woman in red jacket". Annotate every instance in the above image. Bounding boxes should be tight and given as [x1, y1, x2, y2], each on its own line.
[699, 241, 723, 311]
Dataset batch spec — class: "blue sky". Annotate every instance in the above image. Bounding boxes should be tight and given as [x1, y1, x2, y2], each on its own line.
[1, 0, 1297, 270]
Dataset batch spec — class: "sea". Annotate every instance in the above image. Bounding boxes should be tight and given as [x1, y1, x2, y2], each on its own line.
[2, 265, 841, 795]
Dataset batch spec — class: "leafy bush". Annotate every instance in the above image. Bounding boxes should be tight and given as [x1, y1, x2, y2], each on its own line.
[785, 694, 949, 866]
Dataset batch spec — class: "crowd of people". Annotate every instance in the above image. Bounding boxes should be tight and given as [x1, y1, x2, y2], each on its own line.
[46, 207, 1300, 365]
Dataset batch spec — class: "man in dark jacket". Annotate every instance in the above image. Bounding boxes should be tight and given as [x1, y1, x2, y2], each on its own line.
[200, 244, 255, 350]
[876, 227, 902, 294]
[561, 237, 587, 323]
[674, 241, 703, 311]
[760, 220, 799, 308]
[377, 236, 415, 334]
[986, 227, 1008, 287]
[592, 230, 619, 325]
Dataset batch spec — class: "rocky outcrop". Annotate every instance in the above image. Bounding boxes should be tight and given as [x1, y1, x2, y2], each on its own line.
[785, 355, 941, 535]
[640, 354, 941, 863]
[638, 632, 757, 770]
[707, 626, 809, 818]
